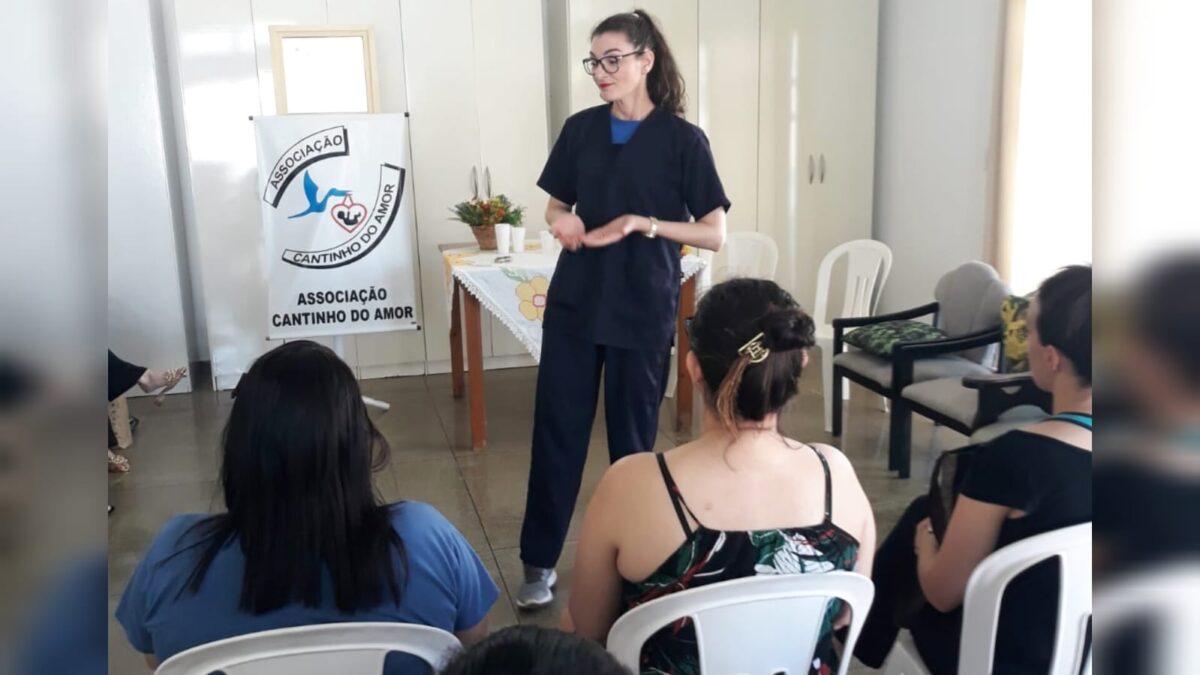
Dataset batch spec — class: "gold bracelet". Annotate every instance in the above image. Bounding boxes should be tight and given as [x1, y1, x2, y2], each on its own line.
[645, 216, 659, 239]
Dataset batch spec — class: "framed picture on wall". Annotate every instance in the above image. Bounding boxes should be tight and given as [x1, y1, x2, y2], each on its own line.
[269, 26, 381, 114]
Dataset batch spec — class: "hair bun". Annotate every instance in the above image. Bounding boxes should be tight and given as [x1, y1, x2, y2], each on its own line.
[760, 309, 815, 352]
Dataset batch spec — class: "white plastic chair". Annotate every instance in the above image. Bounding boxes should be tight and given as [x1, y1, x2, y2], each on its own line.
[607, 572, 875, 675]
[155, 622, 462, 675]
[1093, 563, 1200, 674]
[813, 240, 893, 432]
[883, 522, 1092, 675]
[671, 231, 779, 400]
[711, 231, 780, 284]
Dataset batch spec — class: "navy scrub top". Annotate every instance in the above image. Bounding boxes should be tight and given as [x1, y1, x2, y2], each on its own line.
[537, 104, 730, 351]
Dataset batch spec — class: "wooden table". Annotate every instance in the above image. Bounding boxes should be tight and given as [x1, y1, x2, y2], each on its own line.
[448, 269, 698, 451]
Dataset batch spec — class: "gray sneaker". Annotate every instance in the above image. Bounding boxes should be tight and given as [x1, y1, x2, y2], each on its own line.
[515, 565, 558, 610]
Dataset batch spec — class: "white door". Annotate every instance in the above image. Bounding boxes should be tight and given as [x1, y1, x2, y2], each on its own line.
[756, 0, 821, 306]
[697, 0, 760, 235]
[330, 0, 429, 375]
[808, 0, 879, 296]
[400, 0, 486, 364]
[472, 0, 551, 358]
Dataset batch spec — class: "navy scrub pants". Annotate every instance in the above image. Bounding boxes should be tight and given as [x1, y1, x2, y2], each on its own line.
[519, 327, 672, 569]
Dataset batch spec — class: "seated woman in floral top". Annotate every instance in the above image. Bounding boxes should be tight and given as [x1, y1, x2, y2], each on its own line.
[564, 278, 876, 674]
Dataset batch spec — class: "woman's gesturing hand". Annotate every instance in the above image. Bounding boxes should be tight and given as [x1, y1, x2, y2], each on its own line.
[551, 212, 587, 251]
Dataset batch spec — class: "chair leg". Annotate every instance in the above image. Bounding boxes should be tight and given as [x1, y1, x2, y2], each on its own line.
[831, 369, 844, 437]
[889, 399, 913, 478]
[823, 348, 835, 433]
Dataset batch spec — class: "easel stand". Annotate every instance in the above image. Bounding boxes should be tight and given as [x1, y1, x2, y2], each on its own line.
[331, 335, 391, 412]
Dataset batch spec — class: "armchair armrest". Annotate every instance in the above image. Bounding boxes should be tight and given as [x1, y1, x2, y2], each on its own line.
[964, 371, 1052, 429]
[831, 301, 940, 361]
[888, 325, 1004, 394]
[963, 372, 1034, 389]
[892, 325, 1004, 360]
[831, 301, 939, 331]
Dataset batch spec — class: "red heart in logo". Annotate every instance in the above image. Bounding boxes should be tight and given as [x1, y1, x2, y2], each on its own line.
[330, 196, 368, 233]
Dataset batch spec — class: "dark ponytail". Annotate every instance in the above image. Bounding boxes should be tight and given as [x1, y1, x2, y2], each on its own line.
[592, 9, 686, 115]
[689, 279, 816, 436]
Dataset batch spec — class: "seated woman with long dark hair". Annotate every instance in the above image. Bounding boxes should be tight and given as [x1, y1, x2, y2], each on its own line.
[565, 278, 876, 675]
[116, 341, 498, 671]
[854, 265, 1093, 674]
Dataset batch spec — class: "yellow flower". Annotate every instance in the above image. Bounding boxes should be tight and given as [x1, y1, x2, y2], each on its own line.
[516, 276, 550, 321]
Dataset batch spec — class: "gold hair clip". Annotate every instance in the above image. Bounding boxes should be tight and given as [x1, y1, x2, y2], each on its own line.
[738, 332, 770, 364]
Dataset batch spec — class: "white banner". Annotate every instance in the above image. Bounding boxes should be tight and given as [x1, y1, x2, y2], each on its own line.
[255, 114, 420, 339]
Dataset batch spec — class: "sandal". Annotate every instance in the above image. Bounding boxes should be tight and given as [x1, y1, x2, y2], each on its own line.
[108, 449, 130, 473]
[139, 366, 187, 406]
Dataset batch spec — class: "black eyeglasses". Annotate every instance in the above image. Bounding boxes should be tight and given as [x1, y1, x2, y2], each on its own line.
[582, 50, 644, 75]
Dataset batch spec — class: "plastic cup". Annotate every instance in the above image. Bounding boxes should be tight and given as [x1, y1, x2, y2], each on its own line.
[512, 226, 526, 253]
[539, 230, 555, 255]
[495, 223, 512, 256]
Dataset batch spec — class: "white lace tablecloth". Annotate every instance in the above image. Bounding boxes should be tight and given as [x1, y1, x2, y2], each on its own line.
[443, 242, 707, 363]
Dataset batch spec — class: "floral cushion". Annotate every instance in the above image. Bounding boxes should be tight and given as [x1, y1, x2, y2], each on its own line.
[1001, 294, 1032, 372]
[844, 320, 947, 357]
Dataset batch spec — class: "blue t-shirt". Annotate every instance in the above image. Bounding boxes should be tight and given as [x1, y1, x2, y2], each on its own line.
[115, 502, 498, 672]
[610, 115, 641, 144]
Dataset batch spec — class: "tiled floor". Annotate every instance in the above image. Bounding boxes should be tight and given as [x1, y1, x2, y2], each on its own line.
[108, 355, 962, 673]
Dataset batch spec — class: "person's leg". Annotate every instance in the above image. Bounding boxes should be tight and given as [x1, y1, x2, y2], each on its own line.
[108, 351, 145, 402]
[602, 345, 671, 462]
[519, 329, 603, 574]
[852, 495, 930, 667]
[910, 606, 963, 675]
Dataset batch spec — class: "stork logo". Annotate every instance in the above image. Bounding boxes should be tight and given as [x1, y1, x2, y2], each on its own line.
[262, 126, 406, 269]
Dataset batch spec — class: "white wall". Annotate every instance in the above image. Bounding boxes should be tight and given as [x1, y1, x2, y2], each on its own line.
[164, 0, 433, 390]
[108, 0, 193, 394]
[872, 0, 1003, 312]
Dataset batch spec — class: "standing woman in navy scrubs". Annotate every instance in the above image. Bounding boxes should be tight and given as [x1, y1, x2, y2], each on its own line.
[517, 9, 730, 608]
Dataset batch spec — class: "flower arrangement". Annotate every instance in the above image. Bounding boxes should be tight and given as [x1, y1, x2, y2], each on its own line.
[450, 194, 525, 228]
[450, 194, 525, 251]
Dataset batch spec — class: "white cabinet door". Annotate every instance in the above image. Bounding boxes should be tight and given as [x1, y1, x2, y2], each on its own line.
[756, 0, 822, 307]
[331, 0, 429, 375]
[809, 0, 879, 274]
[697, 0, 760, 234]
[472, 0, 550, 358]
[400, 0, 486, 364]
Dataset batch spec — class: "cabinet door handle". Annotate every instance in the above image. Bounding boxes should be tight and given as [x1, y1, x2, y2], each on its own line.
[808, 155, 815, 184]
[470, 166, 479, 199]
[820, 154, 826, 183]
[484, 166, 492, 198]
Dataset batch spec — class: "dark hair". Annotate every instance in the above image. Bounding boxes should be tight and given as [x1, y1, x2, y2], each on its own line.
[182, 340, 405, 614]
[688, 278, 815, 435]
[439, 626, 631, 675]
[591, 9, 686, 115]
[1131, 252, 1200, 393]
[1035, 265, 1092, 386]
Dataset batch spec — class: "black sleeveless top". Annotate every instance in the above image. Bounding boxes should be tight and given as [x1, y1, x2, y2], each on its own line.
[619, 447, 860, 674]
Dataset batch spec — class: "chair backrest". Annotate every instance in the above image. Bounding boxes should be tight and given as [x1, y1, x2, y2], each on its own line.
[933, 261, 1009, 337]
[712, 231, 780, 282]
[812, 239, 893, 328]
[958, 523, 1092, 675]
[607, 572, 875, 675]
[155, 623, 462, 675]
[933, 261, 1009, 363]
[1094, 564, 1200, 674]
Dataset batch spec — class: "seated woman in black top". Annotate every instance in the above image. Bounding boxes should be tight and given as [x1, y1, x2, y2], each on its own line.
[854, 265, 1093, 675]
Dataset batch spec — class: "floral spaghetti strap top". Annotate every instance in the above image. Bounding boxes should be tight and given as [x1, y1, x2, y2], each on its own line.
[620, 447, 860, 675]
